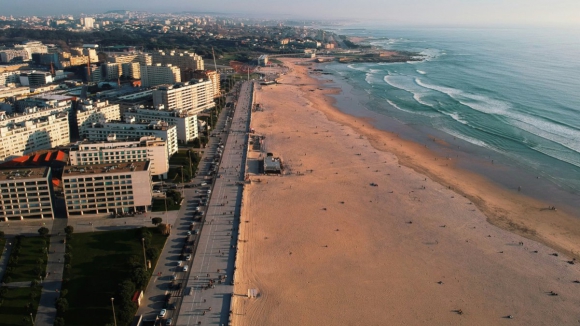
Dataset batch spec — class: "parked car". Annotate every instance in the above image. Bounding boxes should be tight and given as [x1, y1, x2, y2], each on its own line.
[166, 318, 173, 325]
[183, 265, 188, 272]
[159, 309, 167, 318]
[186, 254, 191, 261]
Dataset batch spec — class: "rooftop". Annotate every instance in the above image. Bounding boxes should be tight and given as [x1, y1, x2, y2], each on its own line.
[64, 161, 149, 176]
[0, 167, 49, 181]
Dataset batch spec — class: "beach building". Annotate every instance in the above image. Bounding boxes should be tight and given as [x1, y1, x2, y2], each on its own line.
[62, 161, 152, 218]
[152, 80, 215, 115]
[69, 136, 169, 177]
[84, 119, 178, 156]
[76, 99, 121, 139]
[124, 105, 199, 144]
[263, 153, 281, 174]
[140, 64, 181, 87]
[0, 167, 54, 221]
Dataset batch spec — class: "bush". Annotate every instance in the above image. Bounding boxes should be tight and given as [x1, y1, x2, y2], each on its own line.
[60, 289, 68, 298]
[38, 227, 49, 237]
[64, 226, 74, 235]
[56, 297, 68, 313]
[151, 217, 162, 225]
[54, 317, 65, 326]
[146, 247, 159, 261]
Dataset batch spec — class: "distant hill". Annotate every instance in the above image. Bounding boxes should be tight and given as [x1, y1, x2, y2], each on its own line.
[104, 10, 130, 14]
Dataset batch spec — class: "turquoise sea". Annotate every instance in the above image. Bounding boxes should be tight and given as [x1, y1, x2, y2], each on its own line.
[319, 27, 580, 212]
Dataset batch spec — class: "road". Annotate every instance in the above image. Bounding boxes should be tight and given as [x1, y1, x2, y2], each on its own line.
[176, 81, 253, 326]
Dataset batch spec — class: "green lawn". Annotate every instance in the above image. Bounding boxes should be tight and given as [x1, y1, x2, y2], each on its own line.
[0, 286, 42, 326]
[61, 228, 167, 326]
[151, 198, 181, 212]
[4, 237, 48, 283]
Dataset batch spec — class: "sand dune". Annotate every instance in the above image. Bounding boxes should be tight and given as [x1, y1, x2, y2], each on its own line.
[232, 59, 580, 325]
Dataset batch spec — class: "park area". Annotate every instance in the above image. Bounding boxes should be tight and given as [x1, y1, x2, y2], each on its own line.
[59, 227, 167, 326]
[0, 286, 42, 326]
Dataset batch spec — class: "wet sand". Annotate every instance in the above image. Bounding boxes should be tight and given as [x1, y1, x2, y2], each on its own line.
[232, 59, 580, 325]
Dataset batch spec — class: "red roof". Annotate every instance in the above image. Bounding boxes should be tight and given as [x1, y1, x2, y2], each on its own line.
[13, 155, 30, 163]
[44, 152, 53, 162]
[52, 178, 61, 187]
[32, 154, 42, 163]
[55, 151, 66, 162]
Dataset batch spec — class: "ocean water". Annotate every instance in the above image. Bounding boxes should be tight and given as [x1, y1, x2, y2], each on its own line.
[318, 27, 580, 210]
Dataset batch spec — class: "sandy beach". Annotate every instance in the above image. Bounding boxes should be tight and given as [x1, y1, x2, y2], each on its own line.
[232, 59, 580, 325]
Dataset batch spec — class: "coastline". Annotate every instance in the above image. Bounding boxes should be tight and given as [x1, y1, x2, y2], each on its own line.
[232, 59, 580, 325]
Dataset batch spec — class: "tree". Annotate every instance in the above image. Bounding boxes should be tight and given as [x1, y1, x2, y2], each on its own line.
[151, 217, 162, 226]
[117, 280, 135, 302]
[56, 297, 68, 313]
[64, 226, 74, 235]
[38, 227, 49, 237]
[0, 231, 4, 238]
[146, 247, 159, 262]
[131, 268, 149, 289]
[54, 317, 65, 326]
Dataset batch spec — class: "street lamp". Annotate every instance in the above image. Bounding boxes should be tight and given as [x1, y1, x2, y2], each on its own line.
[111, 297, 117, 326]
[141, 238, 147, 271]
[29, 312, 34, 325]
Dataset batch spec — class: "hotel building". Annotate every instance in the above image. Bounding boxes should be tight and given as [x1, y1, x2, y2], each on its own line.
[152, 80, 215, 115]
[69, 136, 169, 177]
[62, 161, 152, 217]
[0, 167, 54, 221]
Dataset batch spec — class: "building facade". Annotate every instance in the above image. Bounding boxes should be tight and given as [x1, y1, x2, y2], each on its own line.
[76, 100, 121, 139]
[84, 120, 178, 156]
[140, 64, 181, 87]
[191, 70, 220, 98]
[69, 136, 169, 177]
[152, 80, 215, 115]
[0, 167, 54, 221]
[124, 105, 198, 143]
[62, 161, 152, 218]
[152, 50, 204, 71]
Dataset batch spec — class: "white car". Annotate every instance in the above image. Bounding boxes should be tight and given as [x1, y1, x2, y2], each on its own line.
[207, 189, 212, 194]
[183, 265, 188, 272]
[159, 309, 167, 318]
[186, 254, 191, 261]
[177, 261, 183, 267]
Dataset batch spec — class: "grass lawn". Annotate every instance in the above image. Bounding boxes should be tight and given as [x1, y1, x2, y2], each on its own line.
[62, 228, 167, 326]
[0, 238, 5, 255]
[151, 198, 181, 212]
[0, 286, 42, 326]
[5, 237, 48, 283]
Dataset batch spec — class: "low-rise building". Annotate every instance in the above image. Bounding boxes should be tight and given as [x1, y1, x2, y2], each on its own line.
[0, 86, 30, 100]
[0, 167, 54, 221]
[62, 161, 152, 218]
[85, 119, 178, 156]
[69, 136, 169, 177]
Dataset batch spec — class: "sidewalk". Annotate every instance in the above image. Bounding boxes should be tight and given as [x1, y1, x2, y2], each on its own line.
[34, 218, 67, 326]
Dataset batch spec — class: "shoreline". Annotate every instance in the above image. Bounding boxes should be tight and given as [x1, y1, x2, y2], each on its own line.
[302, 60, 580, 260]
[233, 59, 580, 325]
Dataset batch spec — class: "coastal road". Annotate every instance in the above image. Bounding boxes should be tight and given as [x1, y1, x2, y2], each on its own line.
[176, 81, 253, 326]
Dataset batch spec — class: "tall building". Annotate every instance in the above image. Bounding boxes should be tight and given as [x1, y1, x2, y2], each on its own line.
[82, 17, 95, 29]
[121, 62, 140, 79]
[69, 136, 169, 177]
[0, 107, 70, 162]
[76, 100, 121, 139]
[152, 80, 215, 115]
[62, 161, 152, 218]
[84, 119, 178, 156]
[103, 63, 122, 80]
[85, 65, 103, 83]
[125, 105, 198, 143]
[140, 64, 181, 87]
[107, 53, 152, 66]
[191, 70, 220, 98]
[152, 50, 204, 71]
[0, 167, 54, 221]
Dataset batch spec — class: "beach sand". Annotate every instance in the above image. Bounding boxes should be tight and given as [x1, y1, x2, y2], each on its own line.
[232, 59, 580, 325]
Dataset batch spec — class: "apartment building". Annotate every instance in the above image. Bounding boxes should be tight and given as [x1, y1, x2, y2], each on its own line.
[121, 62, 140, 79]
[0, 167, 54, 221]
[107, 53, 152, 66]
[102, 63, 122, 80]
[84, 119, 178, 156]
[62, 161, 152, 218]
[140, 64, 181, 87]
[152, 80, 215, 115]
[69, 136, 169, 177]
[14, 41, 48, 58]
[19, 71, 54, 87]
[0, 49, 30, 63]
[124, 105, 198, 143]
[152, 50, 204, 71]
[0, 86, 30, 100]
[76, 100, 121, 139]
[190, 70, 220, 98]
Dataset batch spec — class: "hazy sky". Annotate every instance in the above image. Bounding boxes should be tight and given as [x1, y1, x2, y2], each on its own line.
[4, 0, 580, 27]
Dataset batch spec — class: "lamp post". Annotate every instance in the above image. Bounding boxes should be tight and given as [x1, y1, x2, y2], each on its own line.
[29, 312, 34, 325]
[111, 297, 117, 326]
[141, 238, 147, 271]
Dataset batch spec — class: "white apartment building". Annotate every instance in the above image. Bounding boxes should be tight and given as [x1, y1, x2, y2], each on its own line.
[0, 71, 21, 86]
[121, 62, 140, 79]
[152, 50, 204, 71]
[140, 64, 181, 87]
[152, 80, 215, 115]
[82, 17, 95, 29]
[0, 86, 30, 100]
[0, 109, 70, 162]
[85, 119, 178, 156]
[107, 53, 152, 66]
[62, 161, 152, 218]
[69, 136, 169, 177]
[76, 100, 121, 139]
[0, 167, 54, 221]
[125, 105, 198, 143]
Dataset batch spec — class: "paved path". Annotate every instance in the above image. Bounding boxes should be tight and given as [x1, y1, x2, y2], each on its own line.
[177, 81, 253, 326]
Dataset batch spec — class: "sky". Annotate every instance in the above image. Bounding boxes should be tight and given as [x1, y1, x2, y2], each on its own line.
[3, 0, 580, 27]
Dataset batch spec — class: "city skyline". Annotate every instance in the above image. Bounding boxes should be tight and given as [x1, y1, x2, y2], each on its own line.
[3, 0, 580, 27]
